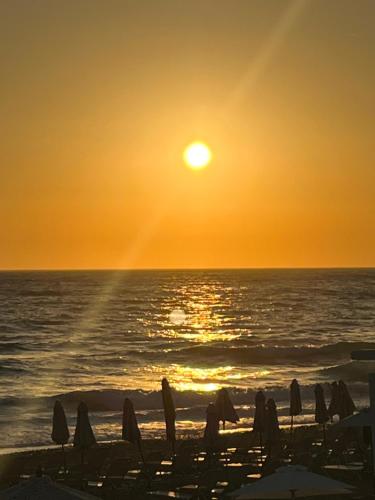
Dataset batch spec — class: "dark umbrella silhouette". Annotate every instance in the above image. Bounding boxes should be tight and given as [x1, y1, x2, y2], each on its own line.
[161, 378, 176, 455]
[253, 390, 266, 454]
[73, 402, 96, 464]
[314, 384, 329, 447]
[338, 380, 356, 420]
[328, 381, 340, 421]
[289, 379, 302, 437]
[215, 388, 239, 430]
[122, 398, 144, 463]
[265, 398, 280, 457]
[51, 400, 70, 472]
[204, 403, 220, 452]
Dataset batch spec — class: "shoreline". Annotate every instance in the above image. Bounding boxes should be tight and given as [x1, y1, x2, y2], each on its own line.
[0, 422, 318, 459]
[0, 426, 317, 471]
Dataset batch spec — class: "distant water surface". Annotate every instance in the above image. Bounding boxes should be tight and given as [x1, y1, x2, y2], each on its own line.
[0, 269, 374, 451]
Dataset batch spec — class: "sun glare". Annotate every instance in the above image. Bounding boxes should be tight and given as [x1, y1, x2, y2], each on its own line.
[183, 142, 212, 170]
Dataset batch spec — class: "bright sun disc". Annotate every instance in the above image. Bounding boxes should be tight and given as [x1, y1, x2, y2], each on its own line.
[183, 142, 212, 170]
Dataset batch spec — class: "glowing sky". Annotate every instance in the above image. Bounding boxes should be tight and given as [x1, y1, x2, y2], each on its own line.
[1, 0, 374, 269]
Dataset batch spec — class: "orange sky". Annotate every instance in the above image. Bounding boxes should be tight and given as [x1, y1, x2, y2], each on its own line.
[1, 0, 374, 269]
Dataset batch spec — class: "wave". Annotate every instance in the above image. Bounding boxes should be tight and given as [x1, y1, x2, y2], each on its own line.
[320, 361, 375, 383]
[149, 341, 375, 366]
[51, 378, 367, 413]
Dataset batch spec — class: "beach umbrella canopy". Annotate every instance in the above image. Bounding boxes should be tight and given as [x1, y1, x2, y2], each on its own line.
[253, 391, 266, 433]
[51, 400, 70, 445]
[338, 380, 356, 420]
[289, 379, 302, 417]
[122, 398, 141, 444]
[0, 475, 100, 499]
[161, 378, 176, 444]
[265, 398, 280, 445]
[328, 381, 340, 419]
[73, 402, 96, 450]
[215, 388, 239, 428]
[314, 384, 329, 425]
[231, 465, 354, 499]
[204, 402, 220, 448]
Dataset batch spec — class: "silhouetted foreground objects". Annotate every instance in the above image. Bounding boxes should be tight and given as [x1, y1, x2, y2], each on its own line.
[161, 377, 176, 455]
[314, 384, 329, 448]
[52, 400, 70, 473]
[328, 381, 340, 421]
[122, 397, 144, 463]
[204, 402, 220, 453]
[215, 387, 239, 430]
[73, 402, 96, 465]
[289, 379, 302, 439]
[351, 349, 375, 489]
[265, 398, 280, 458]
[338, 379, 357, 420]
[2, 412, 374, 498]
[2, 377, 373, 498]
[253, 390, 266, 456]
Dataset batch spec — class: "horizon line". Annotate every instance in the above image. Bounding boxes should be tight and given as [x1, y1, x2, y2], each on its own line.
[0, 266, 374, 273]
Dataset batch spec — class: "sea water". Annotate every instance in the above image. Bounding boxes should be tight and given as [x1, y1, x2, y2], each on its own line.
[0, 269, 374, 451]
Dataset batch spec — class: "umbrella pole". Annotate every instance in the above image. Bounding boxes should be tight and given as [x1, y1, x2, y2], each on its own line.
[62, 444, 66, 473]
[223, 420, 225, 431]
[322, 423, 327, 450]
[290, 415, 294, 439]
[138, 441, 145, 464]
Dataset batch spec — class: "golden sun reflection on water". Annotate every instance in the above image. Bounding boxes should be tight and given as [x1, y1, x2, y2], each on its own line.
[148, 329, 240, 343]
[147, 286, 246, 343]
[137, 364, 252, 392]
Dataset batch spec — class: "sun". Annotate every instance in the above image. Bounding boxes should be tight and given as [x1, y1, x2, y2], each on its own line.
[183, 141, 212, 170]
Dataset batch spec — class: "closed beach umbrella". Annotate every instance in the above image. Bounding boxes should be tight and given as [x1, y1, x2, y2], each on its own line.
[161, 377, 176, 454]
[51, 400, 70, 471]
[231, 464, 354, 499]
[253, 391, 266, 452]
[314, 384, 329, 446]
[328, 381, 340, 421]
[122, 397, 144, 462]
[265, 398, 280, 456]
[0, 475, 100, 499]
[314, 385, 329, 424]
[215, 388, 239, 430]
[338, 380, 356, 420]
[73, 402, 96, 464]
[289, 379, 302, 435]
[204, 402, 220, 451]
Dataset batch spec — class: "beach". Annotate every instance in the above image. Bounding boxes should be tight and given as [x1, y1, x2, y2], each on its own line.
[1, 425, 374, 498]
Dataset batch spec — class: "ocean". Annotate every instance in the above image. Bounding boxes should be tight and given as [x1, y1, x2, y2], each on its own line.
[0, 268, 374, 453]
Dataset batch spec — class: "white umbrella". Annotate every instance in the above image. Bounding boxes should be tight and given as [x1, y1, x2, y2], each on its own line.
[231, 465, 354, 499]
[0, 475, 100, 499]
